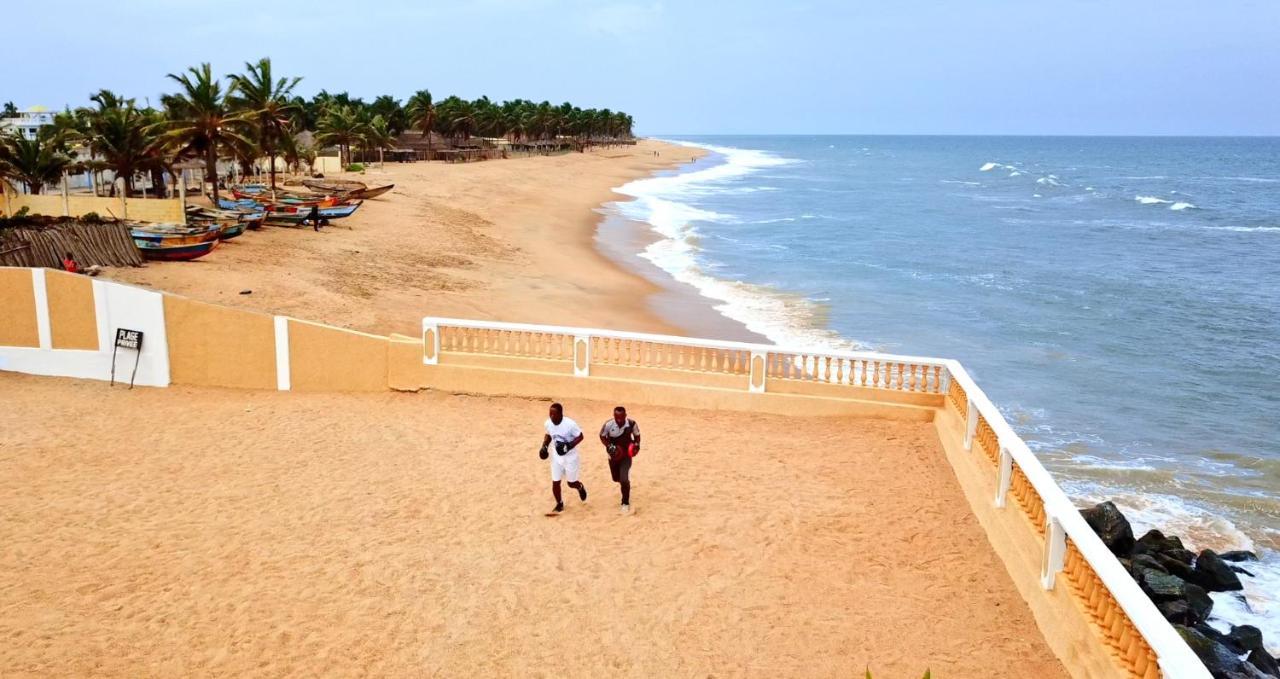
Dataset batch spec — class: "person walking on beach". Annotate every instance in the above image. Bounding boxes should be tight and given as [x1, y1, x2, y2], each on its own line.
[599, 406, 640, 514]
[540, 402, 587, 514]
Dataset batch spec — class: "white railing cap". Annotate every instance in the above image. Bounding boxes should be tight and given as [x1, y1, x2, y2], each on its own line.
[422, 316, 952, 367]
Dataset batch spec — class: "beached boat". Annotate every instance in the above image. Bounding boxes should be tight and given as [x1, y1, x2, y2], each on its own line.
[187, 205, 266, 231]
[302, 178, 366, 193]
[135, 238, 219, 261]
[304, 183, 394, 200]
[130, 223, 222, 246]
[218, 198, 363, 223]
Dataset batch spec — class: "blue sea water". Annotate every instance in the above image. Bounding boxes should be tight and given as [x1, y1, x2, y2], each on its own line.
[609, 135, 1280, 646]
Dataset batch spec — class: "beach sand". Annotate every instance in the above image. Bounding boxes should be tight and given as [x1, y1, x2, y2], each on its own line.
[104, 140, 734, 340]
[0, 373, 1066, 678]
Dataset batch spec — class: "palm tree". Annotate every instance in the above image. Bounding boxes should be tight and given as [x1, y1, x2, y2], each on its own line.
[406, 89, 436, 158]
[314, 104, 364, 168]
[154, 63, 252, 204]
[370, 95, 407, 136]
[83, 91, 157, 196]
[363, 115, 396, 166]
[227, 57, 301, 190]
[0, 128, 72, 194]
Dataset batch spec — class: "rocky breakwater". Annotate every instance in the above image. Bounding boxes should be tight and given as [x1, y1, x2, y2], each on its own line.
[1081, 501, 1277, 679]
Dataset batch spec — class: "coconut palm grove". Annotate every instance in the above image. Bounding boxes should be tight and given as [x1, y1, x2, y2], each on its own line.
[0, 57, 637, 200]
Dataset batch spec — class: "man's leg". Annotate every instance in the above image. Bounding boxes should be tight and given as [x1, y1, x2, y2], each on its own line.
[617, 457, 632, 511]
[550, 459, 565, 513]
[552, 480, 563, 507]
[564, 454, 586, 501]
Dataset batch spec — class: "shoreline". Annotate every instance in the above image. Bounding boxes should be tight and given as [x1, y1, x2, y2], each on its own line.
[102, 140, 742, 341]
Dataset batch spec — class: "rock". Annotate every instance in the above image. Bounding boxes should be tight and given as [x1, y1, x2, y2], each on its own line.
[1134, 529, 1186, 556]
[1231, 564, 1257, 578]
[1166, 547, 1198, 565]
[1157, 599, 1195, 625]
[1177, 625, 1271, 678]
[1185, 586, 1214, 626]
[1156, 552, 1198, 581]
[1228, 626, 1265, 654]
[1132, 554, 1168, 574]
[1221, 550, 1260, 563]
[1135, 568, 1213, 624]
[1080, 501, 1135, 556]
[1193, 550, 1245, 592]
[1247, 649, 1280, 678]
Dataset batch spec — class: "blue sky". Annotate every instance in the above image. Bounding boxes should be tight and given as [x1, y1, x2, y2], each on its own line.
[3, 0, 1277, 135]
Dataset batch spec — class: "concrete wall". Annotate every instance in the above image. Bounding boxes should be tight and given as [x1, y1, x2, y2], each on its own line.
[45, 269, 98, 350]
[165, 296, 277, 390]
[287, 319, 389, 392]
[3, 192, 184, 223]
[0, 267, 39, 347]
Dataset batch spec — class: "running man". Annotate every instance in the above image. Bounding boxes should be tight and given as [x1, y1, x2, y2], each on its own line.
[540, 402, 587, 514]
[599, 406, 640, 514]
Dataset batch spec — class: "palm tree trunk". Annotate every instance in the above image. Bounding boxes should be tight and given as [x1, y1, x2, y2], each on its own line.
[206, 145, 220, 204]
[269, 149, 278, 190]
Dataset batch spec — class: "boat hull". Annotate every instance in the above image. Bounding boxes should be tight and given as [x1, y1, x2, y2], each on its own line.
[136, 239, 218, 261]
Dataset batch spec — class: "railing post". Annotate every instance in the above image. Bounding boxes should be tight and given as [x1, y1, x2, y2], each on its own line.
[995, 443, 1012, 508]
[422, 320, 440, 365]
[749, 351, 767, 393]
[964, 396, 977, 450]
[1041, 513, 1067, 590]
[573, 335, 591, 377]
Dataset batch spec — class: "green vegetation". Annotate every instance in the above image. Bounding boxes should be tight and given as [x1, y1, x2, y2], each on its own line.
[0, 57, 636, 197]
[345, 163, 365, 173]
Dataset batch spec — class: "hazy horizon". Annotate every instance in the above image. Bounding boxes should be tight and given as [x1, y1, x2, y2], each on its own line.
[3, 0, 1278, 136]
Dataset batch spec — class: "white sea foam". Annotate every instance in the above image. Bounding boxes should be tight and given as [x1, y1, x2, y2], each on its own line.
[980, 162, 1001, 172]
[1135, 195, 1173, 205]
[621, 140, 862, 352]
[1206, 225, 1280, 233]
[1169, 202, 1197, 211]
[1008, 171, 1022, 177]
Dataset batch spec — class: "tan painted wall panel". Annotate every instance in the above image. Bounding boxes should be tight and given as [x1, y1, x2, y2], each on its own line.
[0, 268, 39, 347]
[165, 296, 277, 390]
[44, 269, 98, 350]
[3, 194, 183, 222]
[933, 407, 1125, 679]
[288, 320, 388, 392]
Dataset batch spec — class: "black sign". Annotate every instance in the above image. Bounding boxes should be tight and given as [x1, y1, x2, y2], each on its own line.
[115, 328, 143, 351]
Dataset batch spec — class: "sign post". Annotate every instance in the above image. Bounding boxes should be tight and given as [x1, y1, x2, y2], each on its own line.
[110, 328, 144, 389]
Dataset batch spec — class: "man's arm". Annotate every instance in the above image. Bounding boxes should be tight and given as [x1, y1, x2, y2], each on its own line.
[599, 422, 610, 446]
[569, 432, 584, 450]
[631, 420, 641, 449]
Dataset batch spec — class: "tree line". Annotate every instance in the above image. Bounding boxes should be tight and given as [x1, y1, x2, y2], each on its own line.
[0, 58, 636, 203]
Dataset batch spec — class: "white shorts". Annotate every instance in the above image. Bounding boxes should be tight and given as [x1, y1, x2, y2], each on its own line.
[550, 451, 581, 483]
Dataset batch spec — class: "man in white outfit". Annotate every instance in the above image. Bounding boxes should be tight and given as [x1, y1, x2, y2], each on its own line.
[540, 402, 587, 514]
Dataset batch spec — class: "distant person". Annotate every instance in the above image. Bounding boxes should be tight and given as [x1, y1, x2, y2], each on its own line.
[61, 252, 79, 274]
[599, 406, 640, 514]
[304, 205, 322, 231]
[540, 402, 587, 514]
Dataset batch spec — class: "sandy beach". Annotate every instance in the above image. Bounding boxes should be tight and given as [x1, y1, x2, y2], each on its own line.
[104, 140, 730, 340]
[0, 372, 1066, 677]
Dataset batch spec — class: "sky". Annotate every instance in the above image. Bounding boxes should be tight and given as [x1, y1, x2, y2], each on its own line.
[2, 0, 1278, 136]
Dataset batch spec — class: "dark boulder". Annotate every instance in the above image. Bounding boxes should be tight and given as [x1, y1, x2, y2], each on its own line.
[1247, 649, 1280, 678]
[1185, 586, 1215, 627]
[1129, 554, 1168, 576]
[1135, 568, 1214, 624]
[1228, 626, 1265, 654]
[1193, 550, 1245, 592]
[1157, 599, 1195, 625]
[1134, 529, 1186, 556]
[1166, 547, 1198, 565]
[1176, 625, 1271, 678]
[1080, 501, 1135, 556]
[1156, 552, 1198, 581]
[1220, 550, 1260, 563]
[1231, 564, 1257, 578]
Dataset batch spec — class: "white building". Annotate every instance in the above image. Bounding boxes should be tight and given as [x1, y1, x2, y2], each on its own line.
[0, 105, 55, 140]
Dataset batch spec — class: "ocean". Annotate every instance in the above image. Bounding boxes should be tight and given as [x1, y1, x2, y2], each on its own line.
[605, 135, 1280, 648]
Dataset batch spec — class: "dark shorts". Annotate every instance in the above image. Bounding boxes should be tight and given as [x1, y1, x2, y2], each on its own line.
[609, 455, 632, 483]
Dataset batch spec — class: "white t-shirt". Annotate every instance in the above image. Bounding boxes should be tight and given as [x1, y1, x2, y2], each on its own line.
[545, 417, 583, 457]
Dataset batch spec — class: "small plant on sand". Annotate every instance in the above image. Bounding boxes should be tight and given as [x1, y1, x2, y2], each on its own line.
[345, 162, 364, 173]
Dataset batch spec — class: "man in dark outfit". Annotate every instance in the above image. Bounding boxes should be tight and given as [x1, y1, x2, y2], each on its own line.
[599, 406, 640, 514]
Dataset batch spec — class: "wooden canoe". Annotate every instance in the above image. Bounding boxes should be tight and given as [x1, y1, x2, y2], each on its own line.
[136, 239, 219, 261]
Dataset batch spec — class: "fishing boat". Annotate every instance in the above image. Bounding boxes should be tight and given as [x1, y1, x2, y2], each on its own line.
[229, 188, 340, 207]
[187, 205, 266, 230]
[130, 223, 222, 246]
[218, 198, 363, 223]
[135, 238, 219, 261]
[303, 183, 394, 200]
[302, 178, 366, 193]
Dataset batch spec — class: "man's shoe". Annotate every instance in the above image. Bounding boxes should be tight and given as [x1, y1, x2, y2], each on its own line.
[577, 485, 588, 502]
[553, 502, 565, 513]
[620, 503, 631, 515]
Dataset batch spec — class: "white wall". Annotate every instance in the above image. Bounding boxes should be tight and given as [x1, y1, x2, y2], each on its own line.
[0, 271, 171, 387]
